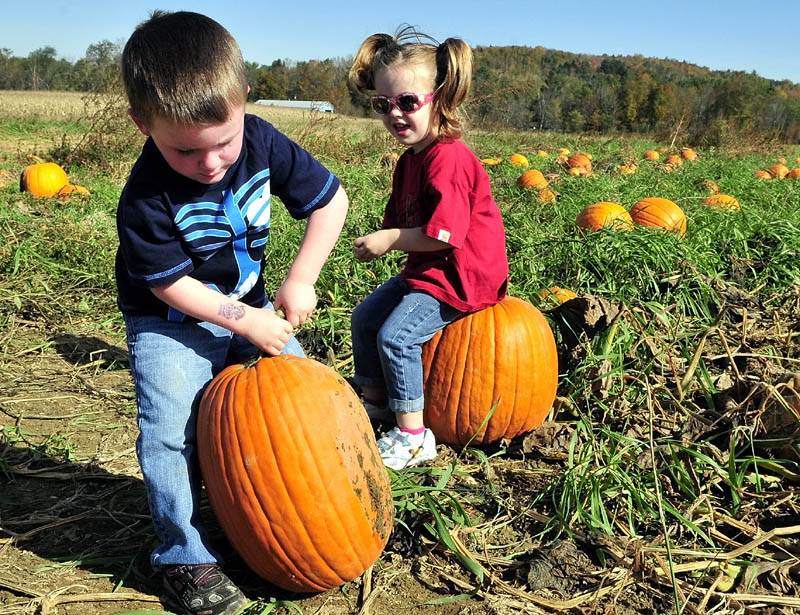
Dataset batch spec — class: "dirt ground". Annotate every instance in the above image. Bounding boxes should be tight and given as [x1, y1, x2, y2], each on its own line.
[1, 288, 799, 615]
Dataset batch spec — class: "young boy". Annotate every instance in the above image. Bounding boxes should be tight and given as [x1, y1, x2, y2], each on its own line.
[116, 10, 348, 615]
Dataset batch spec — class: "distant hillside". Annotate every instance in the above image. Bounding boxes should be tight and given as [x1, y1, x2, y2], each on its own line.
[3, 41, 798, 144]
[466, 45, 800, 143]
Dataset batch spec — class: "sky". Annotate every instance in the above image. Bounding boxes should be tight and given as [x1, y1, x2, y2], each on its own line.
[2, 1, 799, 84]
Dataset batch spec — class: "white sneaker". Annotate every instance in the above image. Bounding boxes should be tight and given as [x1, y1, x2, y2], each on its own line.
[361, 399, 394, 422]
[377, 427, 437, 470]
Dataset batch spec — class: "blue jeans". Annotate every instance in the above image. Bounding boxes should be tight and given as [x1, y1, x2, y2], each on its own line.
[351, 276, 464, 413]
[123, 303, 304, 567]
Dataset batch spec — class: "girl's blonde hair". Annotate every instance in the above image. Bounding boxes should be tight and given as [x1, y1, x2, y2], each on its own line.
[349, 25, 473, 140]
[122, 10, 248, 126]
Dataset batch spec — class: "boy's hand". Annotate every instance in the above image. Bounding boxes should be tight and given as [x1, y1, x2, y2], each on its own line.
[274, 279, 317, 327]
[247, 308, 293, 356]
[353, 230, 394, 262]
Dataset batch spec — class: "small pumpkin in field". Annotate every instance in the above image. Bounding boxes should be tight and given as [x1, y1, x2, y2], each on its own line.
[754, 170, 772, 180]
[786, 168, 800, 179]
[558, 147, 570, 156]
[537, 149, 549, 157]
[19, 162, 69, 197]
[767, 164, 789, 179]
[681, 148, 698, 161]
[536, 286, 577, 306]
[617, 162, 638, 175]
[421, 296, 558, 446]
[197, 355, 394, 592]
[643, 150, 660, 161]
[700, 179, 720, 193]
[510, 153, 529, 167]
[704, 194, 740, 210]
[575, 201, 632, 232]
[664, 154, 683, 167]
[537, 188, 558, 203]
[517, 169, 549, 190]
[566, 154, 592, 173]
[629, 197, 687, 237]
[481, 157, 502, 166]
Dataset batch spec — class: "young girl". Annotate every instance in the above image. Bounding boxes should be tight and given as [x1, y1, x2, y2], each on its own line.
[348, 27, 509, 470]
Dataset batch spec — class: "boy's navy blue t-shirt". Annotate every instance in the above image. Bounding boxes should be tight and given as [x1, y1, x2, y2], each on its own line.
[115, 114, 339, 320]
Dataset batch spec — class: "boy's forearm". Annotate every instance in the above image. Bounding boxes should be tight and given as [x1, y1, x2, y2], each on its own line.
[151, 276, 257, 335]
[285, 186, 349, 285]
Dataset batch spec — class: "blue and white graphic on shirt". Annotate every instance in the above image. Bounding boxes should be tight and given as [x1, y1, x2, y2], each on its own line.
[167, 170, 271, 321]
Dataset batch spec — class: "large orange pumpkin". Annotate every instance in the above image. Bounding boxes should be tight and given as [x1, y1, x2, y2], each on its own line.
[517, 169, 548, 190]
[197, 355, 394, 593]
[664, 154, 683, 167]
[681, 148, 698, 160]
[421, 297, 558, 446]
[575, 202, 632, 232]
[19, 162, 69, 197]
[630, 197, 687, 236]
[643, 150, 660, 161]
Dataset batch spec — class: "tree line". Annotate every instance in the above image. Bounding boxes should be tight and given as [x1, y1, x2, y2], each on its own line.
[3, 41, 798, 144]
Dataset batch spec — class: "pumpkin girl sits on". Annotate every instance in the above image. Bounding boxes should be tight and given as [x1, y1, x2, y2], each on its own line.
[348, 27, 509, 470]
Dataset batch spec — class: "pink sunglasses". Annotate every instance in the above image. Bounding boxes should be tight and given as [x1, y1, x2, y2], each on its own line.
[370, 92, 434, 115]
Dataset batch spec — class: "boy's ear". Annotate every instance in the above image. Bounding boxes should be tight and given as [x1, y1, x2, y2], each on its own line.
[128, 109, 151, 136]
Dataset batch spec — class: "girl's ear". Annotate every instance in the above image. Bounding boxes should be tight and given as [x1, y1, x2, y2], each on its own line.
[128, 109, 151, 136]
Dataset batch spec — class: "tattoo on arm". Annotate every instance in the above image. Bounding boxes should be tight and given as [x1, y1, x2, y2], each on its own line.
[219, 303, 246, 321]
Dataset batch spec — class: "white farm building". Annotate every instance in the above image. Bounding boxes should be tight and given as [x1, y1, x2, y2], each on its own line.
[255, 100, 335, 113]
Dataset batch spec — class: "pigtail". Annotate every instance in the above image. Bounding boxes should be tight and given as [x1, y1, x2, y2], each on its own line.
[349, 33, 396, 92]
[433, 38, 473, 140]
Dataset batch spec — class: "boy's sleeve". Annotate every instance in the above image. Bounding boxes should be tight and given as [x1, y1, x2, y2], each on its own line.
[117, 192, 194, 287]
[263, 125, 340, 219]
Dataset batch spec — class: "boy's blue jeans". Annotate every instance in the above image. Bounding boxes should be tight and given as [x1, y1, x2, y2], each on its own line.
[123, 303, 304, 567]
[351, 276, 464, 413]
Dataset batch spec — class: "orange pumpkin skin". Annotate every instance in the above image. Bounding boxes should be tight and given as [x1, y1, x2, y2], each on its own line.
[643, 150, 660, 161]
[537, 188, 557, 203]
[630, 197, 687, 236]
[421, 297, 558, 446]
[768, 164, 789, 179]
[665, 154, 683, 166]
[19, 162, 69, 197]
[510, 153, 529, 167]
[197, 355, 394, 593]
[517, 169, 548, 189]
[575, 202, 632, 232]
[681, 148, 698, 160]
[787, 168, 800, 179]
[566, 154, 592, 172]
[754, 170, 772, 180]
[537, 286, 577, 304]
[704, 194, 740, 210]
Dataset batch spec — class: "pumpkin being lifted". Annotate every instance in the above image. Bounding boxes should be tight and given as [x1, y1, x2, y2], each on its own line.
[421, 296, 558, 446]
[197, 355, 394, 593]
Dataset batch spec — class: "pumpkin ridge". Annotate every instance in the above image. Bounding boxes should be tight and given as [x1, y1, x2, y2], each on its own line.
[485, 300, 512, 444]
[239, 363, 326, 587]
[270, 359, 369, 586]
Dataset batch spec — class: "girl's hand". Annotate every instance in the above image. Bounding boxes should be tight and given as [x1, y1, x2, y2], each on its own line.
[247, 308, 293, 356]
[274, 279, 317, 327]
[353, 230, 394, 262]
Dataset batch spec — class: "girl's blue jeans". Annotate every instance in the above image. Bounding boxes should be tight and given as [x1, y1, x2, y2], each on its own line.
[351, 275, 464, 413]
[123, 303, 304, 567]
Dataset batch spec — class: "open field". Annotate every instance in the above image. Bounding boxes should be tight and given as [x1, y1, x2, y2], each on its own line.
[1, 90, 799, 615]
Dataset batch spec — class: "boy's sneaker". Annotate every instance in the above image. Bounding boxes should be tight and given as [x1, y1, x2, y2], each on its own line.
[162, 564, 248, 615]
[361, 398, 394, 422]
[377, 427, 437, 470]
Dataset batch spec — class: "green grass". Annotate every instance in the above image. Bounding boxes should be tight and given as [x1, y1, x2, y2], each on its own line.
[1, 110, 799, 613]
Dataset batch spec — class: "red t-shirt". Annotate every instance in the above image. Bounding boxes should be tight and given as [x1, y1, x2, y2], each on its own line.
[382, 139, 509, 312]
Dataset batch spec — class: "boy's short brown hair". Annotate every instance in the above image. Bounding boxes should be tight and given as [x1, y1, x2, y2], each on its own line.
[122, 10, 249, 126]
